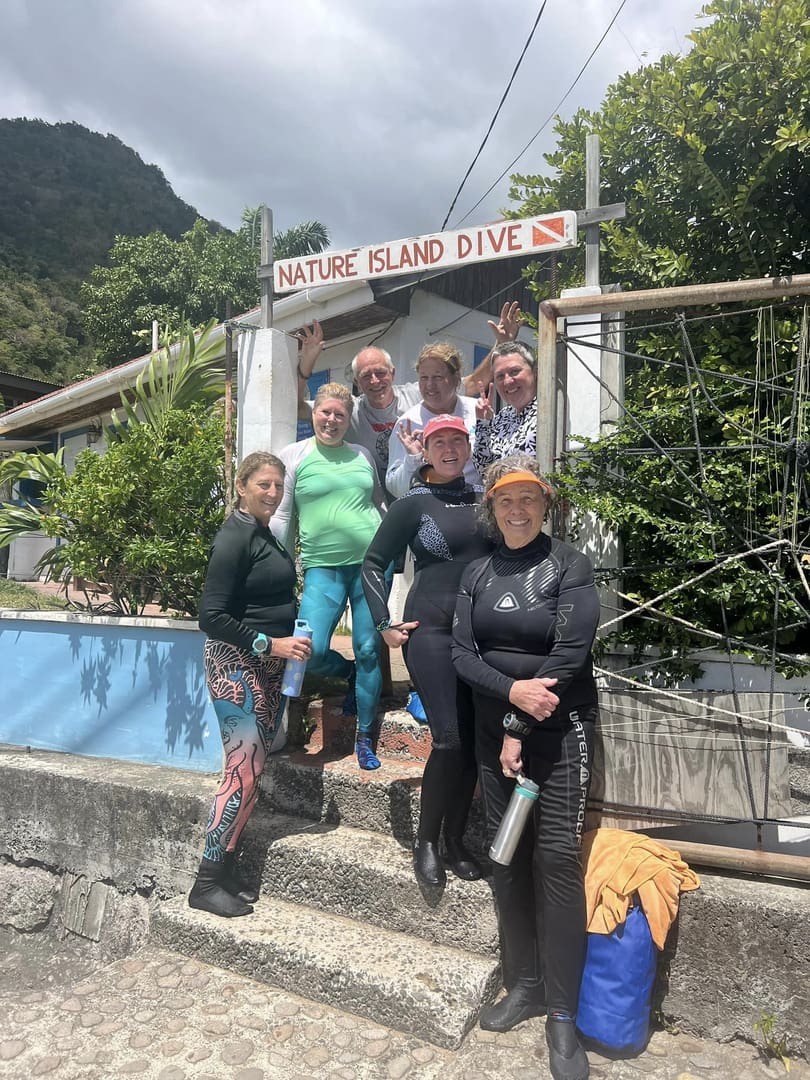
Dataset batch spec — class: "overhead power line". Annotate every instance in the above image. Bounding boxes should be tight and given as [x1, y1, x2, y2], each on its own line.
[453, 0, 630, 228]
[439, 2, 549, 231]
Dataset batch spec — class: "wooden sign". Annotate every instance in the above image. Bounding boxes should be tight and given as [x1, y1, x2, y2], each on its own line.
[272, 211, 577, 293]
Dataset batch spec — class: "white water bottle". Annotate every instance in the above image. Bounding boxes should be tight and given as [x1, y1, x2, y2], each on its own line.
[281, 619, 313, 697]
[489, 773, 540, 865]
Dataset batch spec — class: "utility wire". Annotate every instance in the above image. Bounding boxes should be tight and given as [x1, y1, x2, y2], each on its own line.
[440, 2, 549, 231]
[453, 0, 630, 228]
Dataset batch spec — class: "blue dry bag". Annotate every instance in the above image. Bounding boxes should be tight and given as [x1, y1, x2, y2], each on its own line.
[576, 900, 657, 1053]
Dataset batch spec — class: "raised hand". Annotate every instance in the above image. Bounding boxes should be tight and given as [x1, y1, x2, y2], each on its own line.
[397, 419, 424, 456]
[476, 381, 495, 421]
[487, 301, 522, 344]
[295, 319, 324, 378]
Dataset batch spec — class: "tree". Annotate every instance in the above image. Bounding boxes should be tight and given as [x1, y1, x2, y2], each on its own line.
[508, 0, 810, 670]
[0, 321, 228, 616]
[510, 0, 809, 292]
[240, 207, 329, 259]
[0, 268, 97, 384]
[82, 210, 330, 364]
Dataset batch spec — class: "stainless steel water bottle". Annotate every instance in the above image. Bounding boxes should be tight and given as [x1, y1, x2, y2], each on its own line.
[489, 773, 540, 865]
[281, 619, 313, 697]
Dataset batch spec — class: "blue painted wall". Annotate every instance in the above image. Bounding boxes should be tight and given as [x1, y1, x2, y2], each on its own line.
[0, 614, 223, 773]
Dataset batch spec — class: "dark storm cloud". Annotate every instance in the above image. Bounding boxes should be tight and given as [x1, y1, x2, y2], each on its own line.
[0, 0, 702, 248]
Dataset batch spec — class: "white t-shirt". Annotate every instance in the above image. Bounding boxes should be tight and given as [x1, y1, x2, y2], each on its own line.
[385, 395, 480, 498]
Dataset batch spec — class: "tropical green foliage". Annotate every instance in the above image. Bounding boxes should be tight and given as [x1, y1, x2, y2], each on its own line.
[509, 0, 809, 292]
[0, 119, 330, 380]
[509, 0, 810, 668]
[0, 268, 96, 383]
[0, 118, 200, 384]
[0, 118, 198, 280]
[82, 212, 330, 365]
[37, 403, 226, 616]
[109, 318, 227, 439]
[0, 326, 228, 616]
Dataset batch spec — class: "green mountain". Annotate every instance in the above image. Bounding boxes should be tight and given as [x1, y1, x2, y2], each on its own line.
[0, 118, 200, 280]
[0, 118, 204, 385]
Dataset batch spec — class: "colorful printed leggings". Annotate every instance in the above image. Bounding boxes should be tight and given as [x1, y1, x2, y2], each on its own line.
[297, 564, 381, 736]
[202, 639, 285, 862]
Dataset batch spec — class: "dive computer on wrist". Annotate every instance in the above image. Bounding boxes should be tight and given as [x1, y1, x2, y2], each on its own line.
[502, 711, 533, 737]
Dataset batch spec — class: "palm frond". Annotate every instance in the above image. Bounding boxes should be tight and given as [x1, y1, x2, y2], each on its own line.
[110, 319, 226, 439]
[0, 447, 65, 488]
[0, 502, 50, 550]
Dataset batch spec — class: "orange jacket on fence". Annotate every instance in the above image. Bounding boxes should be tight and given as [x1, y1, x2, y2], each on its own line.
[582, 828, 701, 950]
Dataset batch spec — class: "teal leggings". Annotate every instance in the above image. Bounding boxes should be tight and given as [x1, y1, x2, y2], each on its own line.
[298, 564, 381, 736]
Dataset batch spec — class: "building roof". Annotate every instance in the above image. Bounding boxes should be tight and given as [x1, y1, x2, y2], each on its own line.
[0, 255, 547, 440]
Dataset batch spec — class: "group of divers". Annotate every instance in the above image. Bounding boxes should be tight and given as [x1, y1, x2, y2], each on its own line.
[188, 304, 601, 1080]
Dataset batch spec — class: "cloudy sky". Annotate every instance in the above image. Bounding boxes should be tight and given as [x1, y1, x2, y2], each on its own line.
[1, 0, 707, 250]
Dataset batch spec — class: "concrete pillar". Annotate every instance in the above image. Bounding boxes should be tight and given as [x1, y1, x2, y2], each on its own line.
[560, 285, 622, 628]
[237, 327, 298, 461]
[561, 285, 603, 447]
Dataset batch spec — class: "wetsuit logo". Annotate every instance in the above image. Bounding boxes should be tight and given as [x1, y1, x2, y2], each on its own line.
[494, 592, 520, 612]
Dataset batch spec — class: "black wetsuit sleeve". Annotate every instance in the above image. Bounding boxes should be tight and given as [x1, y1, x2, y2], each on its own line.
[198, 526, 255, 651]
[531, 550, 600, 695]
[451, 560, 516, 703]
[361, 500, 417, 627]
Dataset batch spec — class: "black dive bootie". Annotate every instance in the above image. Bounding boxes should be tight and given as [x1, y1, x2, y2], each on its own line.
[479, 979, 547, 1031]
[188, 857, 253, 918]
[413, 840, 446, 887]
[546, 1015, 589, 1080]
[443, 836, 483, 881]
[220, 851, 260, 904]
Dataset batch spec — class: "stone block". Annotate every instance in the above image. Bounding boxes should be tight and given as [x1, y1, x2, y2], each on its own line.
[0, 863, 58, 931]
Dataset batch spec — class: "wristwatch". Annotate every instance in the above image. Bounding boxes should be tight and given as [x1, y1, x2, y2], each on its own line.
[502, 711, 533, 738]
[251, 633, 270, 656]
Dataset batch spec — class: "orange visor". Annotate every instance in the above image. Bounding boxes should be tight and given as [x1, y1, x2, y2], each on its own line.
[486, 470, 554, 498]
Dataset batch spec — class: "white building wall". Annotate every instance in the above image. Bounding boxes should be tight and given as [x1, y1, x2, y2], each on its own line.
[300, 288, 535, 389]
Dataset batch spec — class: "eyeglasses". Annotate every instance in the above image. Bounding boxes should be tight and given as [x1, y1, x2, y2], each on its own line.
[357, 368, 392, 382]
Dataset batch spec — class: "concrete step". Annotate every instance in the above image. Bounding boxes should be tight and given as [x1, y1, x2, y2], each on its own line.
[239, 810, 499, 958]
[152, 893, 501, 1049]
[298, 695, 433, 761]
[261, 748, 488, 854]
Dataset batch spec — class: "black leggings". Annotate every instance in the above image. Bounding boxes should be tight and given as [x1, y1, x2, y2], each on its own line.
[477, 704, 596, 1016]
[403, 601, 477, 844]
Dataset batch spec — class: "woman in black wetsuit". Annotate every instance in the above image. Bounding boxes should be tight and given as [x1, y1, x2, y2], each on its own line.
[361, 414, 493, 887]
[452, 453, 599, 1080]
[191, 452, 312, 919]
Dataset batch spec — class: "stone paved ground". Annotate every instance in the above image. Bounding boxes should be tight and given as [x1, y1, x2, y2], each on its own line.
[0, 944, 805, 1080]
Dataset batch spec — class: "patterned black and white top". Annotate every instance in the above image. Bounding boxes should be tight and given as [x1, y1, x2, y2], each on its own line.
[472, 398, 537, 477]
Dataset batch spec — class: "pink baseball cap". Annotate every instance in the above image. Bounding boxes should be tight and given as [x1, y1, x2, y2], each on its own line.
[422, 414, 469, 443]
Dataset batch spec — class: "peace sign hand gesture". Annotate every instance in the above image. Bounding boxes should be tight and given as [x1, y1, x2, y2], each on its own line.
[476, 381, 495, 421]
[397, 419, 424, 456]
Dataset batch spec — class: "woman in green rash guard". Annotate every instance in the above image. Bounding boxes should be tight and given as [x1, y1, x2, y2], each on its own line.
[271, 382, 386, 770]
